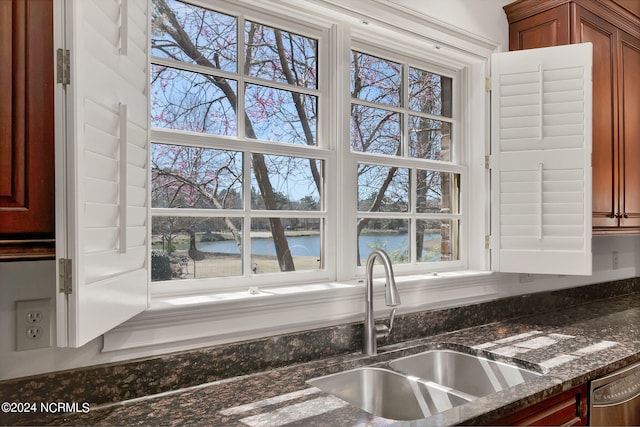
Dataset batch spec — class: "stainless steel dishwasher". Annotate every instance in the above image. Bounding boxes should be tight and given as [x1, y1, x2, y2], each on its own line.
[589, 361, 640, 425]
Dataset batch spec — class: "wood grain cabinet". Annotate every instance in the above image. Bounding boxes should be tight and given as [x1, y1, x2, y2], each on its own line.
[0, 0, 55, 260]
[494, 384, 588, 426]
[504, 0, 640, 234]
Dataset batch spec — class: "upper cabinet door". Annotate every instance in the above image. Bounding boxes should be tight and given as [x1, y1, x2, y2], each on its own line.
[491, 43, 592, 275]
[0, 0, 55, 260]
[57, 0, 150, 347]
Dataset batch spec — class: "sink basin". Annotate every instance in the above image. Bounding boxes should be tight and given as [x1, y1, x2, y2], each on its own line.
[308, 367, 470, 420]
[389, 349, 541, 398]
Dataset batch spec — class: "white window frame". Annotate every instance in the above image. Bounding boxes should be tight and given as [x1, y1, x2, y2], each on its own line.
[341, 39, 467, 278]
[149, 0, 335, 296]
[150, 0, 476, 299]
[101, 0, 496, 352]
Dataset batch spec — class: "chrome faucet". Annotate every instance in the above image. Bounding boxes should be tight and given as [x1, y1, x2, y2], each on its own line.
[363, 249, 401, 356]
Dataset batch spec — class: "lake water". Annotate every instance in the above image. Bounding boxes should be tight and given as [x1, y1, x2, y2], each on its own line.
[200, 233, 439, 260]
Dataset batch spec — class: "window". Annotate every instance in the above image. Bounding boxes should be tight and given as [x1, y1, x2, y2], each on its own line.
[150, 0, 328, 285]
[348, 48, 462, 271]
[59, 0, 592, 350]
[149, 0, 465, 289]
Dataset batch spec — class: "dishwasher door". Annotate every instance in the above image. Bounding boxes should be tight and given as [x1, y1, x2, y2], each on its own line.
[589, 361, 640, 426]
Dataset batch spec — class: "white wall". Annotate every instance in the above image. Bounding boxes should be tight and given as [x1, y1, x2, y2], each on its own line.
[2, 0, 639, 381]
[387, 0, 513, 50]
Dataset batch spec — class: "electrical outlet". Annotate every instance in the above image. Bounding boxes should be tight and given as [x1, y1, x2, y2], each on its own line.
[16, 299, 51, 351]
[612, 251, 619, 270]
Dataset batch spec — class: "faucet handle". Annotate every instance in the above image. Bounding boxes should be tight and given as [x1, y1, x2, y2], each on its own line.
[375, 308, 398, 339]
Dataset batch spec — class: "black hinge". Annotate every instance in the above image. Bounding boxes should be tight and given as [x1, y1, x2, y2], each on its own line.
[56, 49, 70, 85]
[59, 258, 72, 295]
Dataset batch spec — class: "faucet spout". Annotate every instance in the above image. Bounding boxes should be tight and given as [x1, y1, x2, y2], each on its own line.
[364, 249, 401, 356]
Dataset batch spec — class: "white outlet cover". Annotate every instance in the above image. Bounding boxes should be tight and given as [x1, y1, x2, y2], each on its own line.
[16, 299, 51, 351]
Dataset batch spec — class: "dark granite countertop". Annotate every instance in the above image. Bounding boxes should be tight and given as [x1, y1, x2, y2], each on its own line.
[41, 292, 640, 426]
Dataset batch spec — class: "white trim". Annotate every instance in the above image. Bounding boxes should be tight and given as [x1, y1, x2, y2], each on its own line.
[274, 0, 499, 61]
[104, 270, 500, 352]
[54, 0, 70, 347]
[150, 130, 330, 161]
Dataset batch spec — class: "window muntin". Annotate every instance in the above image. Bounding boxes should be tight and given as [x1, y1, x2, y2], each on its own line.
[150, 0, 324, 284]
[356, 165, 461, 266]
[351, 48, 460, 268]
[408, 67, 453, 161]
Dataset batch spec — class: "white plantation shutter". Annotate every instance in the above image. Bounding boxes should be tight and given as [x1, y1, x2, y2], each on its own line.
[491, 43, 592, 275]
[58, 0, 149, 347]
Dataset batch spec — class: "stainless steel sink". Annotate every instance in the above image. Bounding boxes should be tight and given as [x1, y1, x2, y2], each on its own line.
[308, 367, 471, 420]
[307, 349, 543, 420]
[389, 349, 541, 398]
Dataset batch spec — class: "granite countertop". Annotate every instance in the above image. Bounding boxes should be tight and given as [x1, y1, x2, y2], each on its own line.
[45, 292, 640, 426]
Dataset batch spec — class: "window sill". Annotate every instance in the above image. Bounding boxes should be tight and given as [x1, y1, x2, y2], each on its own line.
[102, 270, 501, 353]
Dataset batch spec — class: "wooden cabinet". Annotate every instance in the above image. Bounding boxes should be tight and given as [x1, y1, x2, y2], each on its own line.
[494, 384, 588, 426]
[504, 0, 640, 234]
[0, 0, 55, 260]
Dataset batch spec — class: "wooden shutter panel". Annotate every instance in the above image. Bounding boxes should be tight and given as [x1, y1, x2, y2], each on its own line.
[58, 0, 149, 347]
[491, 43, 592, 275]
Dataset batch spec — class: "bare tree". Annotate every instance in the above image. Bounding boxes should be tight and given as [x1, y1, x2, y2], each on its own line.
[150, 1, 451, 273]
[151, 0, 322, 271]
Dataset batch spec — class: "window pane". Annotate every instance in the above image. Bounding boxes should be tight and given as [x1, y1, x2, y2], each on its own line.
[358, 165, 409, 213]
[245, 84, 317, 145]
[245, 22, 317, 89]
[357, 218, 409, 265]
[151, 0, 237, 73]
[151, 144, 242, 209]
[151, 65, 238, 135]
[251, 155, 322, 211]
[409, 67, 452, 117]
[409, 117, 452, 161]
[416, 170, 459, 214]
[351, 51, 401, 106]
[351, 105, 401, 155]
[416, 219, 459, 262]
[151, 216, 243, 281]
[250, 218, 322, 273]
